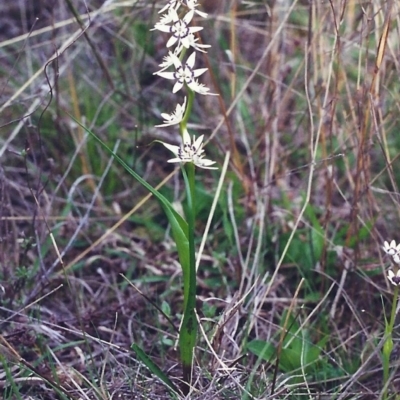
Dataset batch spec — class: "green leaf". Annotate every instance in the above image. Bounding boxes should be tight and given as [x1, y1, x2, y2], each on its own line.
[247, 339, 276, 362]
[161, 301, 171, 317]
[68, 116, 190, 277]
[279, 347, 302, 372]
[131, 344, 180, 394]
[280, 310, 301, 349]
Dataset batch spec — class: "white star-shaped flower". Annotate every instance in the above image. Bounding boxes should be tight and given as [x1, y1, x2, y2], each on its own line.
[154, 46, 183, 74]
[383, 240, 400, 256]
[388, 269, 400, 286]
[155, 7, 178, 26]
[382, 240, 400, 265]
[153, 9, 202, 49]
[155, 52, 209, 94]
[189, 78, 216, 95]
[161, 129, 217, 169]
[184, 33, 211, 52]
[155, 97, 187, 127]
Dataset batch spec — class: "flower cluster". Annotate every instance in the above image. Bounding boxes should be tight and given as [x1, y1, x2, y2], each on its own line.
[153, 0, 217, 169]
[153, 1, 212, 95]
[382, 240, 400, 286]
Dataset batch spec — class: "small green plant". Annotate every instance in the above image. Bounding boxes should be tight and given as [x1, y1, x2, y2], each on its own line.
[247, 308, 328, 389]
[381, 240, 400, 399]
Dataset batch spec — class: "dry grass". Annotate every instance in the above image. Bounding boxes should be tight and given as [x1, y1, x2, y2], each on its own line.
[1, 0, 400, 398]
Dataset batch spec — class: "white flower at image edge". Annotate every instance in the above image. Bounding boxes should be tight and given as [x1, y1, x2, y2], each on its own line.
[383, 239, 400, 264]
[162, 129, 217, 169]
[156, 52, 212, 94]
[155, 97, 186, 127]
[388, 269, 400, 286]
[383, 240, 400, 256]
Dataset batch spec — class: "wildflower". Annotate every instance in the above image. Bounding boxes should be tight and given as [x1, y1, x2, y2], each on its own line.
[154, 47, 183, 74]
[155, 52, 209, 94]
[184, 33, 211, 52]
[383, 240, 400, 256]
[388, 269, 400, 286]
[188, 79, 215, 95]
[156, 7, 180, 26]
[161, 128, 217, 169]
[153, 9, 202, 49]
[155, 97, 187, 127]
[185, 0, 208, 19]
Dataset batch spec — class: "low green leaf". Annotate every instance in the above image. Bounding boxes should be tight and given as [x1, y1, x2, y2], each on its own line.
[131, 343, 180, 394]
[279, 347, 302, 371]
[247, 339, 276, 362]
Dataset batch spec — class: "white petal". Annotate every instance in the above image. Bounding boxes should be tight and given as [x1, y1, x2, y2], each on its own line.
[195, 160, 218, 169]
[193, 134, 204, 151]
[388, 270, 396, 286]
[155, 71, 176, 79]
[172, 81, 184, 93]
[166, 36, 179, 48]
[194, 10, 208, 18]
[172, 52, 183, 67]
[183, 10, 195, 23]
[167, 157, 183, 163]
[162, 142, 180, 155]
[182, 129, 191, 144]
[193, 68, 208, 77]
[188, 26, 203, 34]
[186, 52, 196, 68]
[153, 24, 172, 33]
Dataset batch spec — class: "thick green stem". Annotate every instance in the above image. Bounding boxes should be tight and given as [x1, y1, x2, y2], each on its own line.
[179, 162, 198, 393]
[176, 85, 197, 394]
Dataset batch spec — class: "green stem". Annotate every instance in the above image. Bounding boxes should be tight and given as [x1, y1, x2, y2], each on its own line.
[180, 88, 194, 136]
[383, 285, 399, 399]
[179, 162, 198, 393]
[388, 286, 399, 332]
[177, 84, 197, 393]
